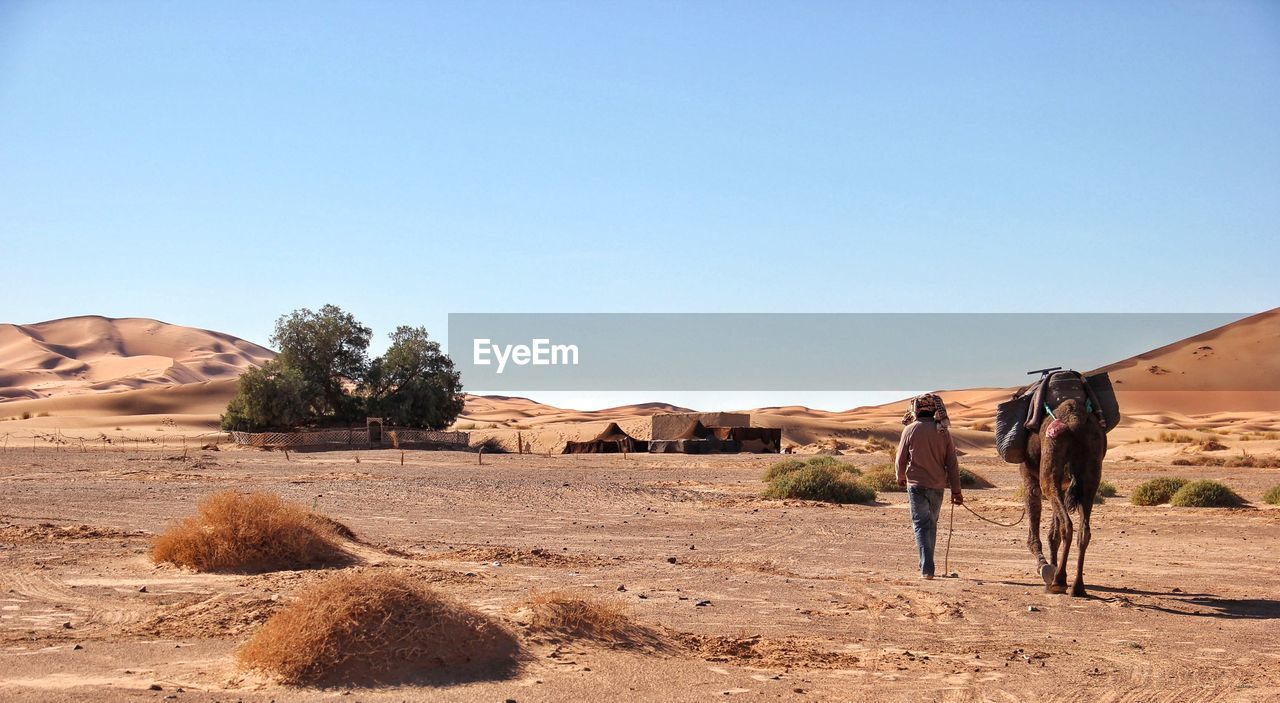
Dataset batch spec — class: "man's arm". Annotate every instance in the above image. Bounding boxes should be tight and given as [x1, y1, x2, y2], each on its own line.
[944, 431, 963, 502]
[895, 425, 912, 486]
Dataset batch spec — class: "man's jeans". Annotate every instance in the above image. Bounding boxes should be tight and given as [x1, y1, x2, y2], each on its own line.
[908, 486, 945, 577]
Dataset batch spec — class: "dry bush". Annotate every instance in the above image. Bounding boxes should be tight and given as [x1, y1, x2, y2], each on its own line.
[864, 436, 895, 453]
[516, 591, 667, 651]
[150, 491, 352, 573]
[1224, 452, 1280, 468]
[1172, 456, 1225, 467]
[971, 421, 993, 432]
[476, 437, 509, 453]
[238, 572, 520, 687]
[1169, 480, 1244, 508]
[1196, 438, 1229, 452]
[1098, 480, 1118, 498]
[1157, 431, 1197, 443]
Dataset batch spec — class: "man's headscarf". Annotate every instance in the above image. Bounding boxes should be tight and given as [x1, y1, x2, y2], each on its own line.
[903, 393, 950, 430]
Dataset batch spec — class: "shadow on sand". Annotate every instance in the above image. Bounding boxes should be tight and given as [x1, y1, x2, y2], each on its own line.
[990, 579, 1280, 620]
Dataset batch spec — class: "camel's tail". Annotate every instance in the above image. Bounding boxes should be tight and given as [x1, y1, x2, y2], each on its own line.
[1064, 474, 1085, 513]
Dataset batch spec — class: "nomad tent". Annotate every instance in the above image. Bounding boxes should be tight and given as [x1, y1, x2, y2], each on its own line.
[710, 426, 782, 453]
[649, 420, 723, 454]
[563, 423, 648, 454]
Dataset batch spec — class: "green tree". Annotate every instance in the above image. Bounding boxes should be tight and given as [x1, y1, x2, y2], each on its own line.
[220, 361, 309, 431]
[271, 304, 371, 421]
[364, 326, 465, 429]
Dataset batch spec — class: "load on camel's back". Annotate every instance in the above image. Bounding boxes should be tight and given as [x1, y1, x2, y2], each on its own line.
[994, 369, 1121, 597]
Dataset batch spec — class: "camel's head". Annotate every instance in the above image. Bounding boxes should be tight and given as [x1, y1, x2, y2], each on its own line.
[1049, 398, 1093, 433]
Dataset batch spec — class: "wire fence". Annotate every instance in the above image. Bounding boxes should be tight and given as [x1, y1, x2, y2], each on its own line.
[0, 427, 469, 454]
[229, 427, 469, 448]
[0, 428, 228, 455]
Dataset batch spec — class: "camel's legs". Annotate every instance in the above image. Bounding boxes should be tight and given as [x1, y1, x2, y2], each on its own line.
[1052, 497, 1073, 592]
[1071, 501, 1093, 597]
[1047, 507, 1061, 568]
[1023, 467, 1046, 568]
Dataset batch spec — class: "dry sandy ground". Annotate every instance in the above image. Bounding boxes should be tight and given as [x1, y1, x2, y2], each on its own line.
[2, 445, 1278, 702]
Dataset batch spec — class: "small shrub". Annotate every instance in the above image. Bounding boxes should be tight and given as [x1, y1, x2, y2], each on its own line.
[20, 411, 31, 420]
[972, 421, 993, 432]
[765, 456, 858, 481]
[238, 572, 520, 686]
[864, 436, 895, 453]
[1224, 452, 1280, 468]
[1131, 478, 1190, 506]
[1263, 485, 1280, 505]
[763, 466, 876, 504]
[1172, 456, 1224, 467]
[862, 464, 903, 492]
[763, 458, 807, 481]
[958, 468, 994, 488]
[1197, 438, 1228, 452]
[476, 437, 508, 453]
[1169, 480, 1244, 508]
[1098, 480, 1117, 498]
[150, 491, 351, 572]
[516, 591, 666, 650]
[802, 455, 860, 474]
[1157, 431, 1197, 443]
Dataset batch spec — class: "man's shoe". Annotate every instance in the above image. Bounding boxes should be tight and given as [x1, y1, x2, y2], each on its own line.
[921, 574, 934, 580]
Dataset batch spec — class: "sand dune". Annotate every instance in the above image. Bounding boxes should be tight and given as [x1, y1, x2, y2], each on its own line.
[0, 316, 273, 401]
[1, 311, 1276, 446]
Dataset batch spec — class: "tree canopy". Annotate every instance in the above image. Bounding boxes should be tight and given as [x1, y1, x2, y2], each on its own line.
[364, 326, 465, 430]
[271, 305, 371, 421]
[220, 361, 308, 431]
[221, 306, 464, 431]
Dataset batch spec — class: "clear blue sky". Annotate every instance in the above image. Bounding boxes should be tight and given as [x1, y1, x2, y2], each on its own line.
[1, 2, 1277, 407]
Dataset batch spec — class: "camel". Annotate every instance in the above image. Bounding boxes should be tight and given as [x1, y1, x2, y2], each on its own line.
[1019, 397, 1107, 597]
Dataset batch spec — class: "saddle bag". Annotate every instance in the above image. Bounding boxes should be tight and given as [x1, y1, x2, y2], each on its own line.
[1084, 371, 1121, 432]
[995, 392, 1033, 464]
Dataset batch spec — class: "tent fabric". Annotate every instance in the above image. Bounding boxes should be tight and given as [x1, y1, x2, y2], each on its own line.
[649, 439, 715, 454]
[672, 420, 714, 440]
[710, 427, 782, 452]
[563, 422, 648, 454]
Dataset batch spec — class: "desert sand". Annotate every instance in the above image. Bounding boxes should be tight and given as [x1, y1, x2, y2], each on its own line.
[1, 446, 1278, 701]
[0, 312, 1277, 700]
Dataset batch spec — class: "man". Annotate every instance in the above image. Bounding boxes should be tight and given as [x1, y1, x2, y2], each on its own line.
[895, 394, 963, 580]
